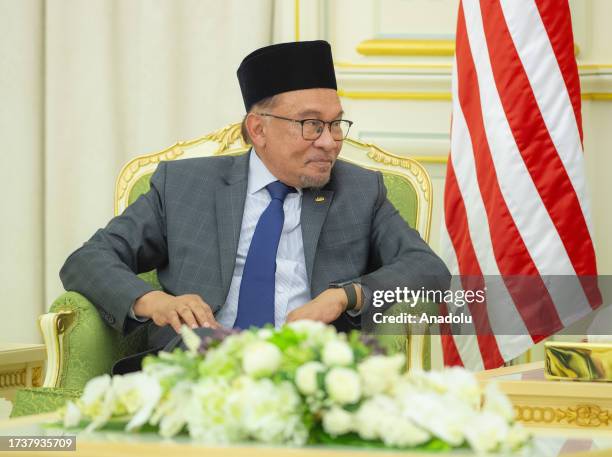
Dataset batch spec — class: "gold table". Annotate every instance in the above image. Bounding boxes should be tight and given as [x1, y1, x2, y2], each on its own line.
[0, 343, 45, 402]
[477, 362, 612, 431]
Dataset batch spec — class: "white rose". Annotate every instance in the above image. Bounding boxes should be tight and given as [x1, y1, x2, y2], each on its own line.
[483, 382, 515, 422]
[325, 368, 361, 405]
[286, 320, 337, 345]
[322, 406, 353, 436]
[464, 412, 509, 453]
[358, 354, 405, 396]
[153, 381, 193, 438]
[232, 377, 307, 445]
[399, 391, 469, 446]
[444, 367, 481, 408]
[257, 328, 273, 339]
[322, 340, 354, 366]
[188, 378, 241, 444]
[80, 374, 115, 431]
[353, 396, 395, 440]
[242, 341, 282, 377]
[63, 401, 82, 428]
[504, 423, 530, 450]
[81, 374, 111, 408]
[286, 320, 328, 334]
[295, 361, 325, 395]
[379, 416, 430, 447]
[407, 368, 481, 409]
[112, 372, 162, 431]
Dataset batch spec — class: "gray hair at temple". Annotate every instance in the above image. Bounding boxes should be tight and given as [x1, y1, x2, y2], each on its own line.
[240, 95, 278, 145]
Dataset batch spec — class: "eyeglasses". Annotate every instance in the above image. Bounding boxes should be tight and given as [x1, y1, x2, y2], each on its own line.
[256, 113, 353, 141]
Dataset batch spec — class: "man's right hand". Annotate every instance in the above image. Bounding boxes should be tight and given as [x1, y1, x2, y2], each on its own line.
[133, 291, 221, 333]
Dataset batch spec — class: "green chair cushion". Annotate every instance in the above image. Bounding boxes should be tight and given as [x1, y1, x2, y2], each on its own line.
[10, 387, 82, 418]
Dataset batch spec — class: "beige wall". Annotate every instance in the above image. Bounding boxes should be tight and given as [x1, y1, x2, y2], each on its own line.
[0, 0, 44, 344]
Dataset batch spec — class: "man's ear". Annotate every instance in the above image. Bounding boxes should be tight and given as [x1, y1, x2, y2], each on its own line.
[246, 113, 266, 149]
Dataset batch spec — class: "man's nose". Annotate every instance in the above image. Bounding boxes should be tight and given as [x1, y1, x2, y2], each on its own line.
[313, 124, 337, 150]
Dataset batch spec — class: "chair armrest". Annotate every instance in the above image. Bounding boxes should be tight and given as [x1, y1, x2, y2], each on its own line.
[39, 291, 148, 390]
[39, 310, 73, 388]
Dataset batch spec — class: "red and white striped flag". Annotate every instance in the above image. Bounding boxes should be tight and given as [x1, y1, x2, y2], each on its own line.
[440, 0, 601, 370]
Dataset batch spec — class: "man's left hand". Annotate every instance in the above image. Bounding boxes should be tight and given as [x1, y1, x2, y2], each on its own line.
[286, 286, 360, 324]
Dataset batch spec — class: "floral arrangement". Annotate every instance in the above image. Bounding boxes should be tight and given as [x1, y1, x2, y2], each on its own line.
[63, 321, 529, 453]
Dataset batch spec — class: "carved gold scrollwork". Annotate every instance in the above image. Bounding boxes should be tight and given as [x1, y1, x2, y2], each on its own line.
[31, 367, 43, 387]
[365, 149, 431, 203]
[116, 123, 248, 204]
[206, 123, 248, 155]
[116, 145, 186, 201]
[515, 404, 611, 428]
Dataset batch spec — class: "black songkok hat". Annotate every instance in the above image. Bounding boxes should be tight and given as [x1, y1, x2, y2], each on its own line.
[237, 40, 337, 112]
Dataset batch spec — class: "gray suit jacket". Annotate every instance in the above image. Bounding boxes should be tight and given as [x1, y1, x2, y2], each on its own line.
[60, 151, 450, 348]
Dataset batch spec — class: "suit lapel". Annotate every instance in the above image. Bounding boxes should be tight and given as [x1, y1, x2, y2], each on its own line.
[301, 188, 334, 285]
[216, 152, 249, 293]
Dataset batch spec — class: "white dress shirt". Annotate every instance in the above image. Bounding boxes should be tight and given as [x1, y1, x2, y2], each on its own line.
[215, 150, 311, 328]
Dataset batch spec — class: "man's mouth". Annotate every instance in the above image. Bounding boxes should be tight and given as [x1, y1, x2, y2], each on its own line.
[306, 160, 332, 172]
[306, 157, 333, 165]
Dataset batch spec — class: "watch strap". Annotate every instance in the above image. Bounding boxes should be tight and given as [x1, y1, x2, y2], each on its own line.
[342, 283, 358, 311]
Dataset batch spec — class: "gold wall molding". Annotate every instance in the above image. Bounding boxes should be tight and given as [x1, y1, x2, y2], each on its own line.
[338, 89, 611, 102]
[357, 39, 455, 57]
[336, 61, 453, 71]
[338, 89, 451, 101]
[580, 64, 612, 71]
[355, 39, 580, 57]
[337, 61, 612, 72]
[582, 93, 612, 101]
[294, 0, 300, 41]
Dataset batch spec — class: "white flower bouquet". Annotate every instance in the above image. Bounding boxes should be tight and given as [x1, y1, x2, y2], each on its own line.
[62, 321, 529, 453]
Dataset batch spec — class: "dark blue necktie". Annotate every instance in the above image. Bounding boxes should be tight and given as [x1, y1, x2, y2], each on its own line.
[234, 181, 295, 329]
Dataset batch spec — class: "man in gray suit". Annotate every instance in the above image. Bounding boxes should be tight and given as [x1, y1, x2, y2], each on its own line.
[60, 40, 449, 360]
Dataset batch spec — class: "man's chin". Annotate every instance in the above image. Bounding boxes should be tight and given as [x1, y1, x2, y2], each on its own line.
[300, 173, 331, 189]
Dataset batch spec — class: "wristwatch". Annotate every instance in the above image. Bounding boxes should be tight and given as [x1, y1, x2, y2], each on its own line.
[329, 281, 358, 311]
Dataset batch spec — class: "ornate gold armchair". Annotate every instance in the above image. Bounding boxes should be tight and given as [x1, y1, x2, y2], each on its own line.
[12, 123, 434, 417]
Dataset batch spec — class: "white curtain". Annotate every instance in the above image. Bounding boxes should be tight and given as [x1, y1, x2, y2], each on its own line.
[0, 0, 275, 344]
